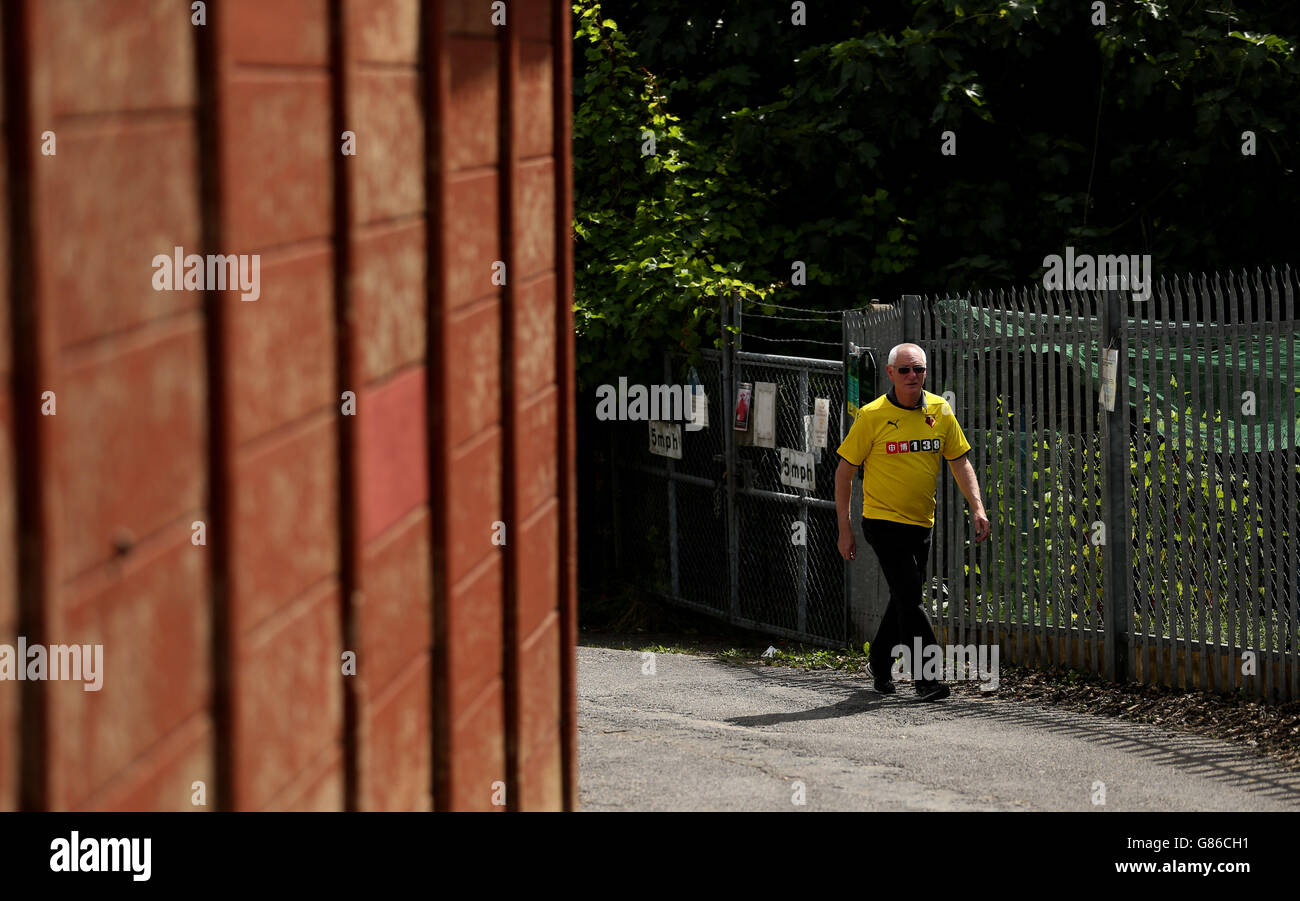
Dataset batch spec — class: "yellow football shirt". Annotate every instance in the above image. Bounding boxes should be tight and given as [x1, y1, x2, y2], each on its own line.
[836, 388, 972, 528]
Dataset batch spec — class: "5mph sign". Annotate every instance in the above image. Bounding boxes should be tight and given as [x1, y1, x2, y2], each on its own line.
[779, 447, 815, 490]
[649, 421, 683, 459]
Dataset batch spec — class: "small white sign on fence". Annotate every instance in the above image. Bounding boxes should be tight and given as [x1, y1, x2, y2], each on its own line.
[688, 386, 708, 430]
[813, 397, 829, 448]
[649, 420, 682, 459]
[779, 447, 815, 491]
[802, 415, 821, 462]
[753, 382, 777, 448]
[1099, 348, 1119, 412]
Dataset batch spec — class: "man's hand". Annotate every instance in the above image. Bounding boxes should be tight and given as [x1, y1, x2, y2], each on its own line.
[834, 457, 858, 561]
[948, 456, 990, 542]
[838, 529, 857, 561]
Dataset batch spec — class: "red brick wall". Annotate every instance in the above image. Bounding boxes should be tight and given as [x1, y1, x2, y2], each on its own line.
[508, 0, 566, 811]
[36, 0, 213, 812]
[434, 1, 507, 813]
[342, 0, 432, 812]
[0, 0, 576, 812]
[0, 0, 16, 815]
[211, 0, 344, 814]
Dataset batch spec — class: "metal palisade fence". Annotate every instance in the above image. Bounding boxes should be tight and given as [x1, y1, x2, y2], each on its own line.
[607, 303, 848, 645]
[845, 270, 1300, 702]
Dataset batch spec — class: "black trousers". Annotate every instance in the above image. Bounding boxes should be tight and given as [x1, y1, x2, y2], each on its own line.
[862, 516, 941, 683]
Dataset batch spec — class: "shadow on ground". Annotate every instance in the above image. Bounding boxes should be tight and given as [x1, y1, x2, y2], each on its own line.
[702, 655, 1300, 804]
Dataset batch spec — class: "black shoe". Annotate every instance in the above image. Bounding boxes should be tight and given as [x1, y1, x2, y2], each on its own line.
[866, 662, 896, 694]
[915, 681, 950, 702]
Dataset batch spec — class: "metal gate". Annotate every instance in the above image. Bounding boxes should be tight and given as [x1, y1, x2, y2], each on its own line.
[608, 317, 848, 645]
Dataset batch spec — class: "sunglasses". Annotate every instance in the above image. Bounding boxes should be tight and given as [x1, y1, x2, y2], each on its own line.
[895, 366, 926, 374]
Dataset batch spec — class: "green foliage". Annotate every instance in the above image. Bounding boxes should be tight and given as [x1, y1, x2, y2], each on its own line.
[573, 3, 776, 391]
[719, 643, 869, 671]
[575, 0, 1300, 388]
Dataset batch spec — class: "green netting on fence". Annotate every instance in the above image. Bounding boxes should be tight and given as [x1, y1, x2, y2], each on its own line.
[931, 298, 1300, 455]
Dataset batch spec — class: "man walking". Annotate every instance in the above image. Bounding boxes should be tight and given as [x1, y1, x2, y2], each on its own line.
[835, 343, 991, 700]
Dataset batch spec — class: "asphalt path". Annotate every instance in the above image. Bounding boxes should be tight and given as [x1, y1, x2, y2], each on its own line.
[578, 645, 1300, 811]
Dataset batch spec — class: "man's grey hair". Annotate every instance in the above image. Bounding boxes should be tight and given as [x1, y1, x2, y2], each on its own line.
[887, 344, 927, 367]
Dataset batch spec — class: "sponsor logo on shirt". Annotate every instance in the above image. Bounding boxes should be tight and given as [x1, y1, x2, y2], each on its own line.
[886, 439, 942, 455]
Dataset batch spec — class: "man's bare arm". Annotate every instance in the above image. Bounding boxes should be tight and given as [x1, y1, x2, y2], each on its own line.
[947, 454, 991, 542]
[835, 457, 858, 559]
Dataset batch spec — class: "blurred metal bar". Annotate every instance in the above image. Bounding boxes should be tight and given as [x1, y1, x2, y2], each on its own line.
[736, 350, 844, 372]
[734, 480, 837, 508]
[5, 0, 56, 812]
[554, 0, 580, 810]
[622, 462, 715, 489]
[329, 0, 362, 810]
[499, 0, 523, 805]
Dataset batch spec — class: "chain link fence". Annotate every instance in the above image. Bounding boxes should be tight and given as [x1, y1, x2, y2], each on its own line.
[606, 352, 728, 614]
[732, 351, 846, 641]
[606, 342, 848, 646]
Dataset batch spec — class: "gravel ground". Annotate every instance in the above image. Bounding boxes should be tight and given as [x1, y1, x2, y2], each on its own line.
[580, 626, 1300, 777]
[987, 664, 1300, 773]
[577, 641, 1300, 811]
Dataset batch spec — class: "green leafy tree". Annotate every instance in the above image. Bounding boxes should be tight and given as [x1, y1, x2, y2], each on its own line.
[576, 0, 1300, 368]
[573, 2, 776, 392]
